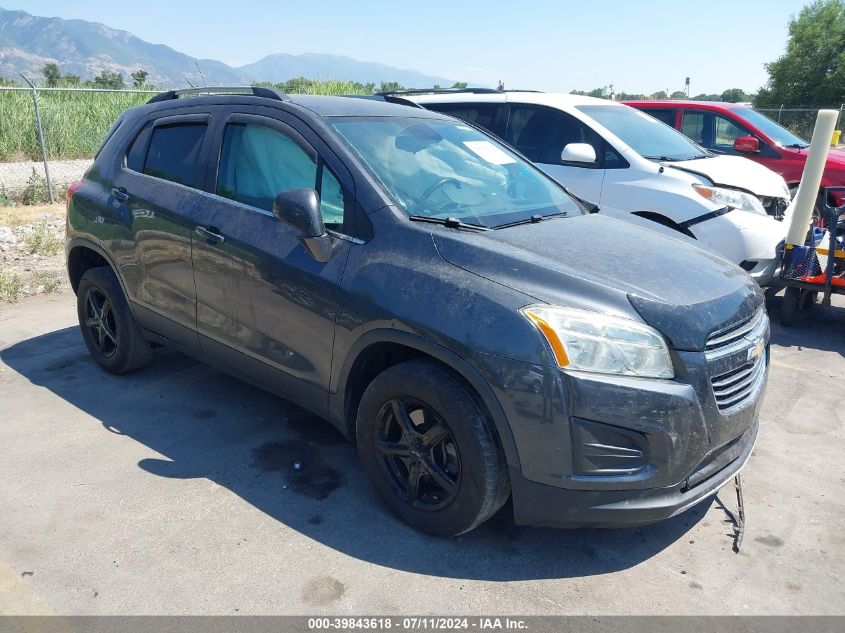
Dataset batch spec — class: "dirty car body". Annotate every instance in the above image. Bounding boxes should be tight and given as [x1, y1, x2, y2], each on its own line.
[66, 89, 769, 534]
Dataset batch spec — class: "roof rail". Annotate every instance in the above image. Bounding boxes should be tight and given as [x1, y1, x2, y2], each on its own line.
[348, 94, 425, 109]
[375, 88, 544, 97]
[146, 86, 289, 104]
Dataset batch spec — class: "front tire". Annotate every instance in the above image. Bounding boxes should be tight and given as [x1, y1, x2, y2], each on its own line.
[357, 360, 510, 536]
[77, 267, 153, 374]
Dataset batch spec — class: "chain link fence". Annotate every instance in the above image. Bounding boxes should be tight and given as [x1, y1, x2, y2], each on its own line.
[755, 106, 845, 143]
[0, 85, 158, 202]
[4, 84, 845, 204]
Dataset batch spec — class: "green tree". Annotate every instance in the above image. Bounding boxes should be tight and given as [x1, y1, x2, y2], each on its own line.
[59, 74, 80, 87]
[40, 63, 61, 87]
[692, 92, 721, 101]
[670, 90, 688, 99]
[379, 81, 403, 93]
[720, 88, 751, 102]
[651, 90, 668, 99]
[131, 69, 149, 88]
[757, 0, 845, 106]
[92, 70, 125, 89]
[451, 81, 467, 89]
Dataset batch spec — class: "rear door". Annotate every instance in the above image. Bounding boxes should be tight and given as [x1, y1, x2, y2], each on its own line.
[190, 109, 353, 411]
[504, 104, 609, 204]
[111, 112, 211, 349]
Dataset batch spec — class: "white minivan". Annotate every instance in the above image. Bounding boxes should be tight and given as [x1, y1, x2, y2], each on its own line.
[408, 92, 791, 285]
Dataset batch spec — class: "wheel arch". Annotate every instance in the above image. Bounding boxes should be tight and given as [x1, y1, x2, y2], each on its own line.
[331, 329, 521, 470]
[67, 238, 123, 295]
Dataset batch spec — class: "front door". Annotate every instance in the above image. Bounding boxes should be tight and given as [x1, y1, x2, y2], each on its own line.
[505, 104, 606, 204]
[190, 112, 352, 411]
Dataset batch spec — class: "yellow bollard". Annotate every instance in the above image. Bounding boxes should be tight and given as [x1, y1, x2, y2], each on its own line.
[832, 130, 841, 146]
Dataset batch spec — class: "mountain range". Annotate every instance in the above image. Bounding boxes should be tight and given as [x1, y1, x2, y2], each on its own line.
[0, 7, 455, 88]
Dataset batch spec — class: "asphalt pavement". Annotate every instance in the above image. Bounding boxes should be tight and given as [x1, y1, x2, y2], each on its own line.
[0, 289, 843, 615]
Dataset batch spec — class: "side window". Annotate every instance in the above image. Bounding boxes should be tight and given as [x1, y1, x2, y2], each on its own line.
[142, 123, 207, 188]
[641, 108, 676, 127]
[217, 122, 344, 229]
[125, 122, 153, 172]
[426, 103, 501, 131]
[682, 111, 712, 147]
[507, 105, 601, 166]
[318, 167, 344, 227]
[714, 115, 748, 150]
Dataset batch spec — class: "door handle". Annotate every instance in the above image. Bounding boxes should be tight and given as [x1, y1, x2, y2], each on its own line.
[195, 225, 225, 244]
[111, 187, 129, 202]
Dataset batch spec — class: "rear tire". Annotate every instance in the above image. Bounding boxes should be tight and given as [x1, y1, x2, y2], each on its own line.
[356, 360, 510, 536]
[77, 267, 153, 374]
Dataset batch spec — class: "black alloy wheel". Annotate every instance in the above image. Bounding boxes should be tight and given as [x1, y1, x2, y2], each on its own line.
[83, 287, 119, 358]
[374, 397, 461, 510]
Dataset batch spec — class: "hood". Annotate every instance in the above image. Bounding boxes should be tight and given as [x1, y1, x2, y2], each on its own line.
[789, 146, 845, 171]
[433, 214, 763, 351]
[667, 155, 789, 198]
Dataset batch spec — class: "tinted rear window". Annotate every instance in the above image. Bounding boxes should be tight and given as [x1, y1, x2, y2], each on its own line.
[142, 123, 207, 188]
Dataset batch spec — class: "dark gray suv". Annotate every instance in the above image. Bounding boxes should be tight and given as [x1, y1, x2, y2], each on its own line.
[66, 87, 769, 536]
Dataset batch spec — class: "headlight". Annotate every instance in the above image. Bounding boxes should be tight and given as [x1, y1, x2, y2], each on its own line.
[522, 306, 674, 379]
[692, 184, 766, 215]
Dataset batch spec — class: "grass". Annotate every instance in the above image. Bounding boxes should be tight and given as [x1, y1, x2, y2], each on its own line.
[32, 270, 60, 294]
[0, 81, 376, 161]
[0, 202, 65, 227]
[0, 90, 150, 161]
[0, 271, 23, 302]
[24, 221, 63, 256]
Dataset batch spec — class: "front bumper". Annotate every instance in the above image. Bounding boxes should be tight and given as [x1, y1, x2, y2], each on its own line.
[746, 257, 779, 286]
[509, 420, 757, 528]
[473, 319, 768, 528]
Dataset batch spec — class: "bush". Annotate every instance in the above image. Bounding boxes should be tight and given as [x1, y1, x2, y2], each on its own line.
[21, 168, 48, 205]
[24, 222, 62, 256]
[0, 271, 23, 303]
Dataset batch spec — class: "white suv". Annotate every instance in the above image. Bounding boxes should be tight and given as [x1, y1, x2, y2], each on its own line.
[408, 91, 791, 285]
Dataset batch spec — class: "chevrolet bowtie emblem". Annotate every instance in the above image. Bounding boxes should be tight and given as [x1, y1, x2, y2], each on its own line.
[747, 337, 766, 363]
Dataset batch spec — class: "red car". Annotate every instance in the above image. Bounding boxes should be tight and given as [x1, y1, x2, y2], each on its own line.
[624, 100, 845, 211]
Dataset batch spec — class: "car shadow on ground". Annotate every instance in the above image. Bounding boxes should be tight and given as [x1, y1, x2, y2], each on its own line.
[765, 288, 845, 354]
[1, 326, 723, 581]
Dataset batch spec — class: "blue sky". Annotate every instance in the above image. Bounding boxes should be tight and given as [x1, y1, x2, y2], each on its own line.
[10, 0, 810, 93]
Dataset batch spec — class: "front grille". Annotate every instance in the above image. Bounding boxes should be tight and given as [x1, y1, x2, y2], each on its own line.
[710, 352, 767, 411]
[705, 308, 769, 412]
[705, 308, 767, 357]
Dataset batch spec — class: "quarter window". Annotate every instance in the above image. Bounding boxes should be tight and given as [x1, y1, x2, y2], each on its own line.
[427, 103, 501, 131]
[216, 123, 344, 228]
[142, 123, 207, 188]
[640, 108, 677, 127]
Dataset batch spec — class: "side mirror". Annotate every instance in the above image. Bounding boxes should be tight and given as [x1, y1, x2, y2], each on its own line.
[733, 136, 760, 153]
[561, 143, 597, 164]
[272, 188, 334, 262]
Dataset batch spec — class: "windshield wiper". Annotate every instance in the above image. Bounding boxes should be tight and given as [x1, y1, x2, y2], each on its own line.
[493, 212, 570, 229]
[408, 215, 489, 231]
[784, 143, 809, 149]
[644, 155, 681, 162]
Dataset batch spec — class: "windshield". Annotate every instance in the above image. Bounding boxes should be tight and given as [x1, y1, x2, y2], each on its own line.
[329, 117, 580, 228]
[736, 107, 808, 147]
[577, 104, 708, 161]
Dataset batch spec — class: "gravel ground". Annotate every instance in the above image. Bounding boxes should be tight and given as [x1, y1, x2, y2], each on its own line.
[0, 203, 66, 302]
[0, 159, 92, 197]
